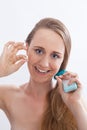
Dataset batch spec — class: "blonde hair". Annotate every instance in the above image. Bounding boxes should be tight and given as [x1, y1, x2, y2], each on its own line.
[26, 18, 77, 130]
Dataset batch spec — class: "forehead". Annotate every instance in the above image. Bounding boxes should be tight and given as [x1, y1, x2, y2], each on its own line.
[30, 28, 65, 52]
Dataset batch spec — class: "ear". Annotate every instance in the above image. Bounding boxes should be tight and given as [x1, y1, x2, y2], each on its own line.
[26, 42, 29, 48]
[25, 42, 29, 55]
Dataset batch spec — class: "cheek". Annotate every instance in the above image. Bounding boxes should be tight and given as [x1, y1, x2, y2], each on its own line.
[52, 59, 64, 74]
[28, 52, 37, 65]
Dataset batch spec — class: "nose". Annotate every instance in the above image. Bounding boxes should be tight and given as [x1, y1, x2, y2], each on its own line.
[39, 56, 50, 68]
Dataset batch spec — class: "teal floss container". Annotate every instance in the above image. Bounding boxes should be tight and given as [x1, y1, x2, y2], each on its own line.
[55, 70, 77, 92]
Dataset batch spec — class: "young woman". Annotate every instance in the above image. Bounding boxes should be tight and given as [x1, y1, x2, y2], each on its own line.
[0, 18, 87, 130]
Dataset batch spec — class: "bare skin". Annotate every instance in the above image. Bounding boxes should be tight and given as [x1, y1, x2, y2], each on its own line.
[0, 30, 65, 130]
[0, 29, 87, 130]
[2, 84, 46, 130]
[0, 41, 47, 130]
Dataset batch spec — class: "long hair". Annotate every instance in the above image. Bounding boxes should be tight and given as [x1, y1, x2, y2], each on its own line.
[26, 18, 77, 130]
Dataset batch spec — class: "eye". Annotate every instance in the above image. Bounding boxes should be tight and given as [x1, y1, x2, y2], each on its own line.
[51, 53, 59, 59]
[35, 49, 43, 55]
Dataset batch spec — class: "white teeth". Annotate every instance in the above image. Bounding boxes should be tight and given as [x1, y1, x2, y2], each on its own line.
[36, 67, 48, 73]
[38, 69, 47, 73]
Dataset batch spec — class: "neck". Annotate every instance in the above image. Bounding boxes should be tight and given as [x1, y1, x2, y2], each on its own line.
[25, 78, 54, 100]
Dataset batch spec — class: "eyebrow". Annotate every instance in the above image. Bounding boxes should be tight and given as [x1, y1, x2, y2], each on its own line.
[33, 46, 63, 55]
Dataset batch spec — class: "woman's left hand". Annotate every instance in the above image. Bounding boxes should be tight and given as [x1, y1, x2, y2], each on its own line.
[56, 71, 87, 130]
[56, 71, 83, 109]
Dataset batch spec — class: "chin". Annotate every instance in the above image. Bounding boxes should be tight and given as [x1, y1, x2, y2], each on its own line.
[31, 76, 52, 84]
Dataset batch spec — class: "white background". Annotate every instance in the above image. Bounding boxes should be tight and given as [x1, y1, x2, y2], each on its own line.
[0, 0, 87, 129]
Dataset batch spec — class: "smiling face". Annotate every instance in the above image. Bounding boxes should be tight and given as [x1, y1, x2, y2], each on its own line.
[27, 28, 65, 83]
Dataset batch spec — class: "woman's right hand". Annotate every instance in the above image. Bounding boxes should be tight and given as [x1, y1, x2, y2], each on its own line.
[0, 41, 28, 77]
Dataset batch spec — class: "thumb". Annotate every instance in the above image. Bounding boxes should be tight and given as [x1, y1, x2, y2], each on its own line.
[14, 60, 26, 71]
[55, 76, 64, 95]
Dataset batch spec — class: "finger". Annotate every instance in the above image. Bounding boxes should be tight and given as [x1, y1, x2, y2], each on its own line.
[58, 71, 70, 79]
[14, 60, 26, 71]
[55, 76, 63, 94]
[14, 46, 27, 54]
[13, 42, 26, 49]
[63, 71, 78, 77]
[9, 42, 27, 53]
[14, 42, 24, 46]
[68, 78, 82, 88]
[4, 41, 15, 47]
[60, 72, 78, 80]
[12, 55, 28, 64]
[68, 78, 82, 89]
[3, 41, 15, 51]
[16, 55, 28, 61]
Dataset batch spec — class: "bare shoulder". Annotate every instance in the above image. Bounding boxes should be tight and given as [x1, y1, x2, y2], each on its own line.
[0, 84, 20, 95]
[0, 84, 20, 109]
